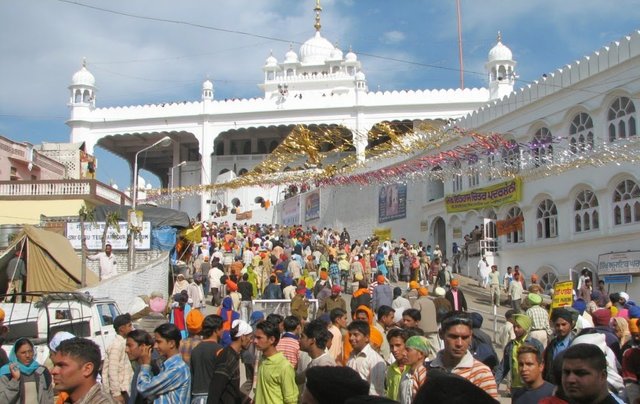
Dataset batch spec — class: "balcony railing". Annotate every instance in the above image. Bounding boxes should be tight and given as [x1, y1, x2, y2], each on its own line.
[0, 180, 131, 206]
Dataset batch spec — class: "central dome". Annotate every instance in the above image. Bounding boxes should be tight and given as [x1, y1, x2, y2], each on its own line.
[299, 31, 335, 64]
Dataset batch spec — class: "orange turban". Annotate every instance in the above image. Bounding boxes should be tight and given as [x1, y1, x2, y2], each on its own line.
[320, 271, 328, 280]
[186, 309, 204, 334]
[369, 328, 383, 350]
[630, 318, 640, 334]
[377, 275, 385, 284]
[418, 287, 428, 297]
[450, 279, 459, 287]
[226, 280, 238, 292]
[409, 281, 419, 290]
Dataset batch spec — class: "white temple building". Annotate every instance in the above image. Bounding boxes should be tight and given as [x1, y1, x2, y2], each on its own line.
[67, 2, 640, 294]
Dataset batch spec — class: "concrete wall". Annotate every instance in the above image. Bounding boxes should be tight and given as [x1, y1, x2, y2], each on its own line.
[81, 250, 170, 314]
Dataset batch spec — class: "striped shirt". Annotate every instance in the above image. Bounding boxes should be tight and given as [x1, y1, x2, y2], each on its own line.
[276, 333, 300, 368]
[428, 351, 498, 398]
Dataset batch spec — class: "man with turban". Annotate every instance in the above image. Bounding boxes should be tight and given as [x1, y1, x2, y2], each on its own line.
[445, 278, 467, 312]
[180, 309, 204, 365]
[542, 307, 576, 383]
[495, 313, 544, 395]
[525, 293, 552, 348]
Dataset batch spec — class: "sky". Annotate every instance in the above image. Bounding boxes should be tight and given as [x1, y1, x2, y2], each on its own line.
[2, 0, 640, 189]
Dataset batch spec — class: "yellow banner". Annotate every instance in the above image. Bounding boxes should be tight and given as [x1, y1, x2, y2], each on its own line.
[373, 228, 392, 241]
[445, 178, 522, 213]
[551, 281, 574, 309]
[182, 224, 202, 243]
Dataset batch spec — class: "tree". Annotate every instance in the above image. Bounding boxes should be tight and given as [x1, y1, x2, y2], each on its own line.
[78, 205, 95, 287]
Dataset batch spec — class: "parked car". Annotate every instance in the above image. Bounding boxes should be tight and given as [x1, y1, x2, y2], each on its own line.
[0, 291, 122, 363]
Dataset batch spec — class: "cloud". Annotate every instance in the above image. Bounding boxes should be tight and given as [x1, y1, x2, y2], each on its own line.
[381, 30, 406, 44]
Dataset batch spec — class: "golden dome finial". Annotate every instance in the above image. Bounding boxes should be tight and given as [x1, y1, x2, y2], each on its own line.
[314, 0, 322, 32]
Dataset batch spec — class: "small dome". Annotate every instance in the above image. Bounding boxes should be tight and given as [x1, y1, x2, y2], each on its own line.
[345, 48, 357, 63]
[488, 32, 513, 62]
[355, 71, 366, 81]
[71, 62, 95, 87]
[299, 31, 335, 64]
[202, 79, 213, 90]
[284, 47, 299, 64]
[265, 52, 278, 67]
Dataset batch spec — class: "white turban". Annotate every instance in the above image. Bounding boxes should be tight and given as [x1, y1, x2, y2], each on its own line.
[232, 319, 253, 337]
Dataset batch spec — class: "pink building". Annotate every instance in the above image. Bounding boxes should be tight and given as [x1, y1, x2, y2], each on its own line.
[0, 136, 66, 181]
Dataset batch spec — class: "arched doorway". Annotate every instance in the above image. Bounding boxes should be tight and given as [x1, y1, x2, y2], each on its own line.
[431, 217, 447, 260]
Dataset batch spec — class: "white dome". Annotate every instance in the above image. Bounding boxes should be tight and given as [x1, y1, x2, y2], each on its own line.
[284, 48, 299, 64]
[345, 49, 357, 63]
[71, 64, 95, 87]
[202, 79, 213, 90]
[355, 71, 366, 81]
[488, 34, 513, 62]
[299, 31, 335, 64]
[265, 53, 278, 67]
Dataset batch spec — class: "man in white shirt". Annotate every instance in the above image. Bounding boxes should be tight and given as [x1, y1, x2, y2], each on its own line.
[209, 264, 225, 307]
[87, 243, 117, 280]
[346, 320, 386, 396]
[477, 256, 490, 288]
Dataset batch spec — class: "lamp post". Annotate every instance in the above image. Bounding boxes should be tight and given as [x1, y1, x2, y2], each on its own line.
[129, 136, 172, 271]
[170, 161, 186, 210]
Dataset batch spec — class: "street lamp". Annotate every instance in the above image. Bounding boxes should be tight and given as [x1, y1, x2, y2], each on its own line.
[170, 161, 186, 210]
[129, 135, 172, 271]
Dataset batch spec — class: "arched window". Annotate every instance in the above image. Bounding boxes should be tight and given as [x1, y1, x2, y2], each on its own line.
[613, 179, 640, 225]
[74, 90, 82, 103]
[82, 90, 91, 103]
[502, 140, 520, 173]
[537, 199, 558, 239]
[452, 161, 463, 192]
[608, 96, 637, 142]
[467, 156, 479, 188]
[506, 206, 524, 244]
[487, 155, 496, 182]
[532, 127, 553, 166]
[539, 270, 558, 295]
[574, 189, 599, 232]
[569, 113, 594, 153]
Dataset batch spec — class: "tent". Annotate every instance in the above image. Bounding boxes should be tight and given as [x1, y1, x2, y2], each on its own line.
[0, 225, 98, 293]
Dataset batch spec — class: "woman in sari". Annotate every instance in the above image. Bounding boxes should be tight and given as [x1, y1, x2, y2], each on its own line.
[0, 338, 54, 404]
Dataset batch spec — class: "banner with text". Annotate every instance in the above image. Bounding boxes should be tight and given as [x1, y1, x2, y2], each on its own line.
[551, 281, 574, 309]
[374, 228, 392, 241]
[598, 250, 640, 276]
[67, 222, 151, 250]
[445, 178, 522, 213]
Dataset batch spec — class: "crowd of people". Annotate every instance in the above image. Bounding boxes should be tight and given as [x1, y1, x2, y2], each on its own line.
[0, 222, 639, 404]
